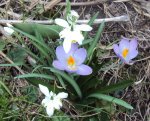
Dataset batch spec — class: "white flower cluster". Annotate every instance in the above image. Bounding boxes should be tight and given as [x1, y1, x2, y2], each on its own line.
[55, 10, 92, 53]
[39, 84, 68, 117]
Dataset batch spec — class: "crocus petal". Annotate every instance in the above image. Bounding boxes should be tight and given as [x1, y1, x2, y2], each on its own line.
[76, 64, 92, 75]
[57, 92, 68, 99]
[129, 50, 138, 60]
[52, 60, 65, 70]
[46, 103, 54, 117]
[130, 38, 138, 51]
[56, 46, 67, 61]
[4, 27, 14, 35]
[74, 24, 92, 31]
[67, 43, 78, 55]
[39, 84, 50, 97]
[119, 38, 130, 52]
[63, 39, 72, 53]
[113, 44, 120, 56]
[74, 48, 87, 65]
[55, 18, 69, 28]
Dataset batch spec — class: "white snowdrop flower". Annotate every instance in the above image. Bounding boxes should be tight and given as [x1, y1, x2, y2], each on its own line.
[39, 84, 68, 117]
[55, 10, 92, 53]
[4, 23, 14, 36]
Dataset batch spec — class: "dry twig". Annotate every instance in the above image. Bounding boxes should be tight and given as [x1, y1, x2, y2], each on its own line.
[0, 15, 129, 24]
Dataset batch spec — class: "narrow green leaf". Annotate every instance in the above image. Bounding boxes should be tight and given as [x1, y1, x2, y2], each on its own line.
[83, 12, 99, 39]
[92, 80, 133, 94]
[66, 0, 71, 19]
[81, 38, 94, 46]
[0, 41, 6, 51]
[13, 27, 50, 52]
[0, 80, 13, 97]
[87, 21, 105, 58]
[56, 74, 66, 89]
[14, 23, 62, 39]
[44, 67, 82, 98]
[0, 63, 22, 67]
[88, 93, 133, 109]
[15, 73, 55, 80]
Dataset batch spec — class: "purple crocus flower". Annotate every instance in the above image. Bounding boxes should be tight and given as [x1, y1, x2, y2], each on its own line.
[113, 38, 138, 64]
[52, 43, 92, 75]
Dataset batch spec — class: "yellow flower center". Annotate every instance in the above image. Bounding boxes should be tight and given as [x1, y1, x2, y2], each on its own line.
[67, 56, 76, 70]
[67, 56, 75, 66]
[72, 40, 77, 43]
[122, 48, 129, 58]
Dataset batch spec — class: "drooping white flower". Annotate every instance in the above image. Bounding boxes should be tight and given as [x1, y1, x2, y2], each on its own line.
[55, 10, 92, 53]
[4, 23, 14, 35]
[59, 28, 84, 53]
[67, 10, 79, 24]
[39, 84, 68, 117]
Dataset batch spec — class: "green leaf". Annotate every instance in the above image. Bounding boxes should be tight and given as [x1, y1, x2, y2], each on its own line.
[0, 80, 13, 97]
[12, 27, 52, 62]
[83, 12, 99, 39]
[88, 93, 133, 109]
[65, 0, 71, 19]
[91, 80, 133, 94]
[87, 21, 105, 58]
[82, 38, 94, 46]
[99, 111, 110, 121]
[15, 73, 55, 80]
[0, 63, 22, 67]
[0, 41, 6, 51]
[13, 23, 62, 39]
[44, 67, 82, 98]
[7, 47, 27, 65]
[56, 74, 66, 89]
[21, 85, 38, 102]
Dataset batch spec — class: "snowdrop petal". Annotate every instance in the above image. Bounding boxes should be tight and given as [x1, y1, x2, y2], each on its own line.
[6, 23, 13, 27]
[70, 10, 79, 18]
[46, 103, 54, 117]
[42, 97, 50, 107]
[75, 24, 92, 31]
[57, 92, 68, 99]
[4, 27, 14, 35]
[55, 18, 70, 28]
[53, 99, 62, 110]
[70, 31, 84, 45]
[39, 84, 50, 97]
[63, 39, 72, 53]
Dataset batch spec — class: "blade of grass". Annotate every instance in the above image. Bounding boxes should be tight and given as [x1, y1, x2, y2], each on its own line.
[88, 93, 133, 109]
[83, 12, 99, 39]
[87, 21, 105, 58]
[0, 80, 13, 97]
[65, 0, 71, 19]
[15, 73, 55, 80]
[91, 80, 134, 94]
[43, 67, 82, 98]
